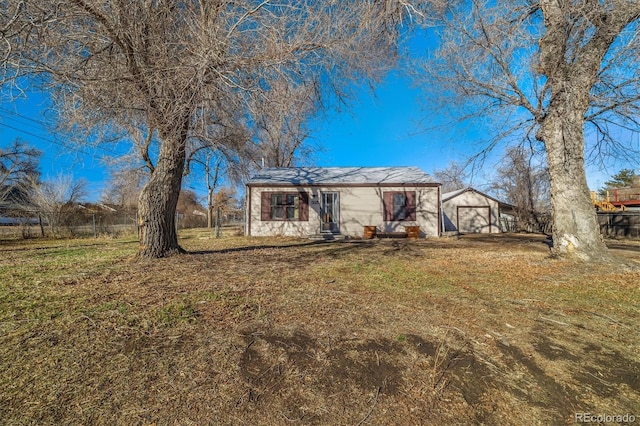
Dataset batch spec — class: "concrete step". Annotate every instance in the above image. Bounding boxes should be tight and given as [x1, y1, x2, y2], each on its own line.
[308, 233, 348, 241]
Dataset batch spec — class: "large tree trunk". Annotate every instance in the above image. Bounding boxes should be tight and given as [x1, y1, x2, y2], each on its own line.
[137, 130, 188, 258]
[541, 96, 610, 261]
[535, 0, 635, 263]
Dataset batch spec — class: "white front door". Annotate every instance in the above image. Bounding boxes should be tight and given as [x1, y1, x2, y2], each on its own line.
[321, 192, 340, 233]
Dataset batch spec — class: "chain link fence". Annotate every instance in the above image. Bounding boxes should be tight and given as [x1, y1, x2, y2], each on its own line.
[0, 206, 245, 240]
[0, 210, 138, 239]
[499, 214, 553, 234]
[6, 208, 634, 240]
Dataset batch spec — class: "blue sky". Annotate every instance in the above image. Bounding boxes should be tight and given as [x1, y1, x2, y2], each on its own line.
[310, 73, 493, 169]
[0, 71, 636, 203]
[0, 92, 111, 199]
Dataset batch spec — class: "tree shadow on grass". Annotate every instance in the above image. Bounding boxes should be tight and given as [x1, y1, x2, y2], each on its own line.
[187, 239, 379, 257]
[457, 233, 554, 250]
[0, 238, 138, 252]
[606, 242, 640, 253]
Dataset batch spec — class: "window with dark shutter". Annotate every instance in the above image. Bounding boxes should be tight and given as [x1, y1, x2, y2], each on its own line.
[260, 191, 309, 221]
[383, 191, 416, 221]
[405, 191, 416, 221]
[261, 192, 271, 221]
[298, 192, 309, 221]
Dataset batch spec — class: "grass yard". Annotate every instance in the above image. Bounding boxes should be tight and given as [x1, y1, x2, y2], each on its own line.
[1, 230, 639, 425]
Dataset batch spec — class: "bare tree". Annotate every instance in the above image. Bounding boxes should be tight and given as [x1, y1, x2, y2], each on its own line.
[100, 167, 148, 213]
[208, 186, 239, 234]
[491, 146, 550, 232]
[184, 121, 249, 228]
[0, 138, 41, 209]
[419, 0, 640, 262]
[176, 189, 207, 229]
[2, 0, 428, 258]
[203, 152, 224, 229]
[249, 79, 317, 168]
[26, 174, 87, 237]
[211, 187, 238, 218]
[185, 149, 227, 229]
[433, 160, 469, 193]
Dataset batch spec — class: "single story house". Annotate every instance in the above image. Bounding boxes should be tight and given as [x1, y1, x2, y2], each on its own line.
[245, 167, 441, 238]
[442, 187, 507, 234]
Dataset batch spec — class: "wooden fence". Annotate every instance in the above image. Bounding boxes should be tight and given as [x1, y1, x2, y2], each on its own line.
[597, 212, 640, 238]
[500, 212, 640, 239]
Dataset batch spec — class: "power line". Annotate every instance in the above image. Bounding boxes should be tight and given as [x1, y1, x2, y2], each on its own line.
[0, 110, 130, 158]
[0, 121, 58, 145]
[0, 106, 51, 128]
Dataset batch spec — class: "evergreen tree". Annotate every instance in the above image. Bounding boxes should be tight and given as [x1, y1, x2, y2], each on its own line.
[603, 169, 638, 189]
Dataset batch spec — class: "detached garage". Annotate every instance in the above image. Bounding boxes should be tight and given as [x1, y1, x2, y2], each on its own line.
[442, 188, 502, 234]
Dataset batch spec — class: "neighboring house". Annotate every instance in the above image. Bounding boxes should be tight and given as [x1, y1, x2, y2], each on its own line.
[442, 187, 507, 234]
[245, 167, 441, 238]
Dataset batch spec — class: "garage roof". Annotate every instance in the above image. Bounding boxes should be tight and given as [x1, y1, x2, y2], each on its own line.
[443, 187, 514, 208]
[247, 167, 438, 186]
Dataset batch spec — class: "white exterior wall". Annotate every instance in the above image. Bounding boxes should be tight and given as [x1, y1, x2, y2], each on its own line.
[247, 185, 440, 238]
[442, 191, 500, 233]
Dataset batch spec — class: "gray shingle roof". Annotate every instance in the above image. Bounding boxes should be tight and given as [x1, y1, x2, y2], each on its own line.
[247, 167, 437, 186]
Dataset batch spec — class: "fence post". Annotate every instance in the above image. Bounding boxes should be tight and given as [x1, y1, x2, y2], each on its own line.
[38, 213, 45, 238]
[135, 212, 139, 239]
[215, 206, 222, 238]
[92, 214, 97, 238]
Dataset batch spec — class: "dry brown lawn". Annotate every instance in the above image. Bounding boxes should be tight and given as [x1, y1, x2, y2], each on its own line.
[0, 230, 639, 425]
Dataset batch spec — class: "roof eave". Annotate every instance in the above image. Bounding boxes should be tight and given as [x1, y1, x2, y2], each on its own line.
[246, 182, 441, 188]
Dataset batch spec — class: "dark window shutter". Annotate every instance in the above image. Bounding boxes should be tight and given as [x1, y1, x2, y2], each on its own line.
[383, 192, 394, 221]
[261, 192, 271, 221]
[299, 192, 309, 221]
[406, 191, 416, 221]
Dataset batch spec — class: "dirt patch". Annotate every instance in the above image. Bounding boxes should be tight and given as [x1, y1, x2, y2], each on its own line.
[236, 328, 576, 424]
[534, 335, 580, 361]
[324, 339, 405, 395]
[574, 348, 640, 399]
[238, 331, 406, 399]
[497, 341, 582, 410]
[405, 334, 438, 356]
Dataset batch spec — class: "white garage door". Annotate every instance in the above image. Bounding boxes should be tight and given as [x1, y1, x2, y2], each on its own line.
[457, 206, 491, 233]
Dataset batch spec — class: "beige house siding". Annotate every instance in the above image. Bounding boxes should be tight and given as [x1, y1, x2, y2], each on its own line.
[247, 185, 440, 238]
[442, 190, 500, 234]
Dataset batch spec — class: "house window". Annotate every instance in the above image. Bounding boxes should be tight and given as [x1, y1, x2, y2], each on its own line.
[393, 193, 407, 220]
[383, 191, 416, 221]
[260, 191, 309, 222]
[271, 193, 299, 220]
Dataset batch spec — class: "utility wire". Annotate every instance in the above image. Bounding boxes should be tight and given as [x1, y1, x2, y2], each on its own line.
[0, 121, 58, 145]
[0, 110, 129, 157]
[0, 106, 51, 128]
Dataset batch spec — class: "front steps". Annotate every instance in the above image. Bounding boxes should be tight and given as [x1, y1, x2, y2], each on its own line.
[308, 233, 348, 241]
